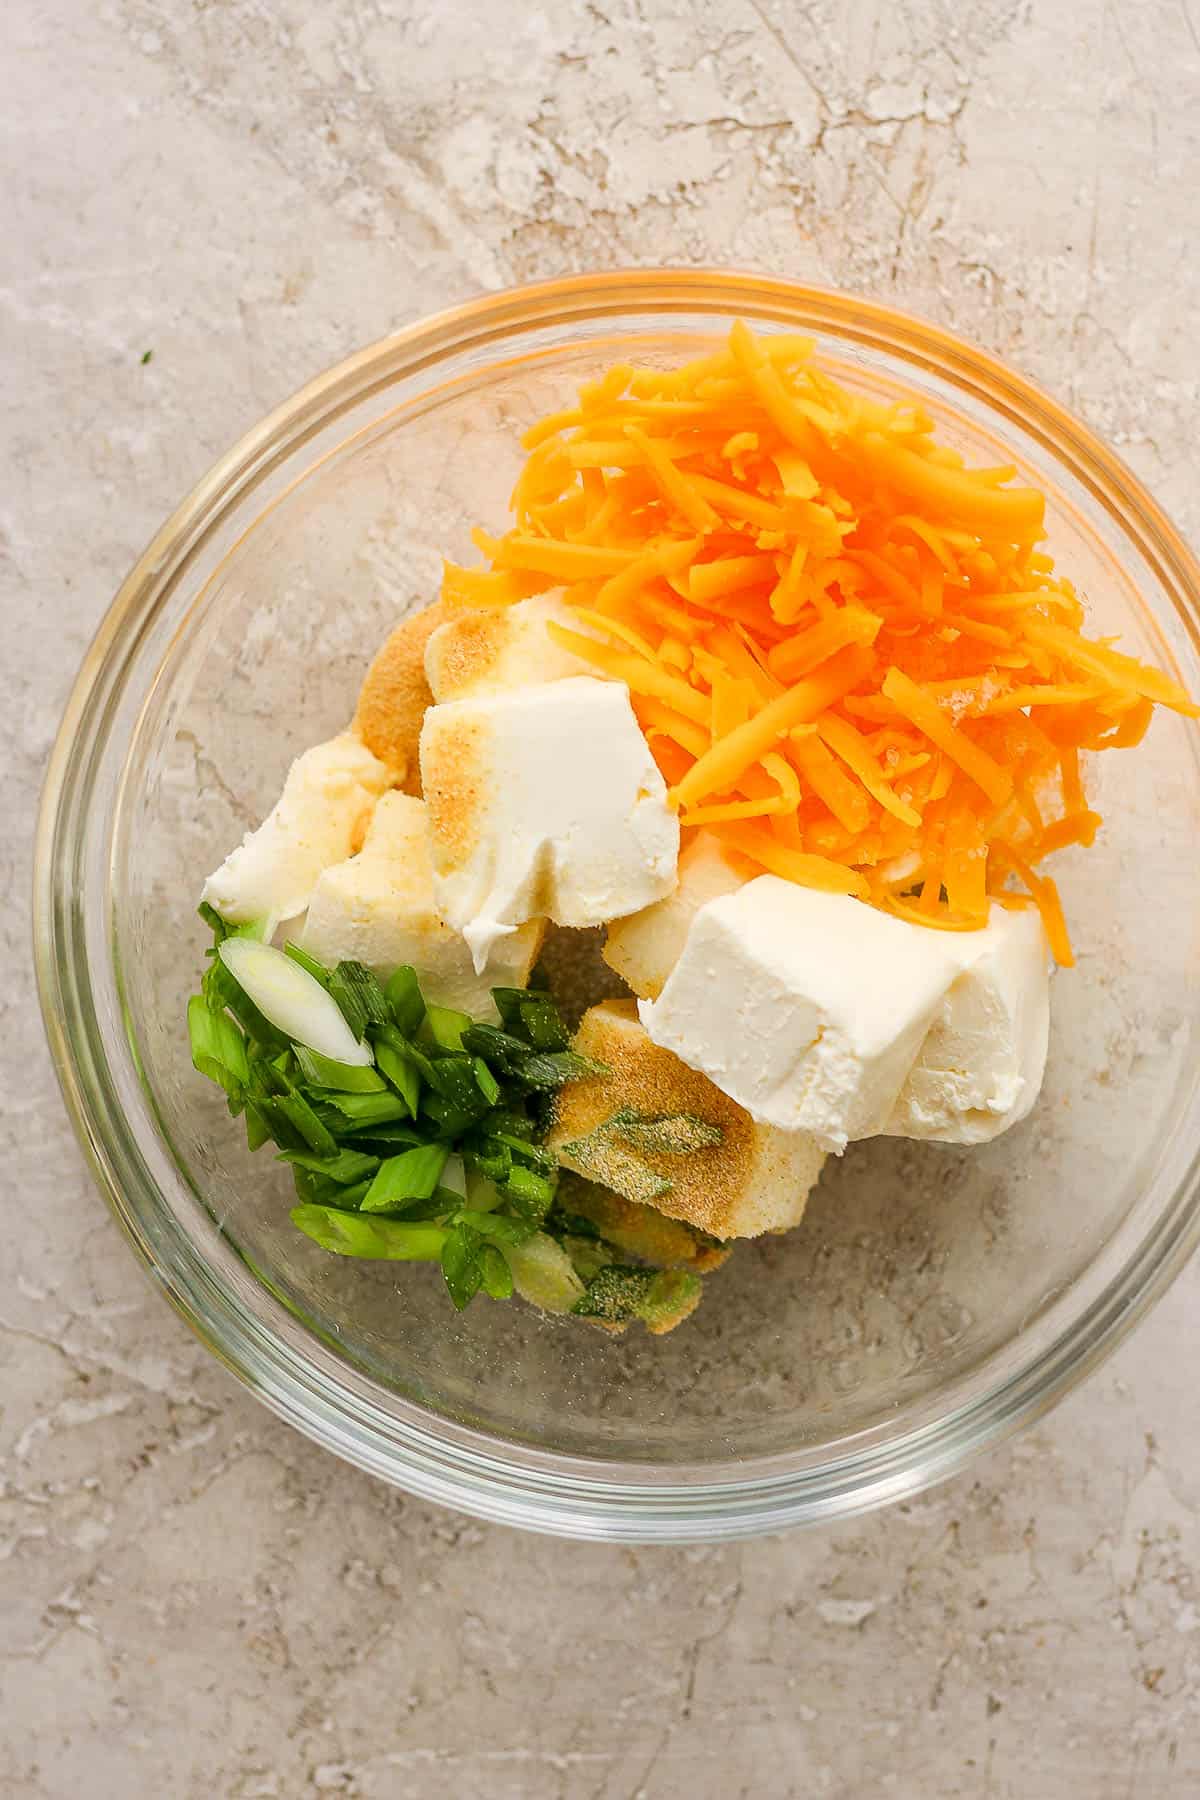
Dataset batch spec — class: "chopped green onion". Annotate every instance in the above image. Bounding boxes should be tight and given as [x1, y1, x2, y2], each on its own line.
[513, 1050, 610, 1089]
[290, 1170, 375, 1212]
[400, 1188, 464, 1222]
[464, 1210, 537, 1248]
[636, 1269, 704, 1332]
[219, 938, 373, 1066]
[435, 1211, 535, 1311]
[504, 1234, 586, 1313]
[559, 1124, 673, 1205]
[269, 1090, 339, 1157]
[518, 994, 570, 1051]
[187, 994, 249, 1098]
[460, 1023, 530, 1074]
[385, 965, 426, 1036]
[461, 1137, 512, 1184]
[360, 1144, 450, 1214]
[293, 1044, 388, 1093]
[494, 1132, 556, 1174]
[189, 919, 702, 1326]
[440, 1225, 484, 1309]
[203, 957, 291, 1056]
[277, 1147, 381, 1185]
[551, 1172, 724, 1270]
[500, 1162, 555, 1225]
[327, 960, 392, 1041]
[372, 1038, 420, 1117]
[420, 1093, 483, 1138]
[372, 1023, 438, 1085]
[302, 1100, 353, 1135]
[283, 941, 332, 985]
[483, 1105, 536, 1140]
[423, 1004, 472, 1052]
[571, 1265, 657, 1322]
[198, 902, 268, 945]
[244, 1099, 272, 1153]
[428, 1055, 489, 1115]
[472, 1056, 501, 1106]
[309, 1088, 413, 1129]
[249, 1096, 303, 1153]
[291, 1205, 447, 1261]
[560, 1234, 614, 1282]
[489, 987, 532, 1035]
[478, 1245, 513, 1300]
[571, 1265, 702, 1330]
[261, 1096, 326, 1155]
[290, 1164, 335, 1206]
[341, 1122, 424, 1151]
[330, 1176, 375, 1210]
[244, 1046, 291, 1099]
[198, 900, 231, 942]
[611, 1111, 724, 1154]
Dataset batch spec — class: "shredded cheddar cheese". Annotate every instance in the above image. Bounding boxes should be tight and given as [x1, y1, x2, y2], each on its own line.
[442, 324, 1198, 961]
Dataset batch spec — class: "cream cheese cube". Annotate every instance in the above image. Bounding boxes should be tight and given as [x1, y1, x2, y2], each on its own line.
[353, 599, 445, 795]
[424, 593, 596, 702]
[548, 999, 825, 1240]
[886, 904, 1050, 1143]
[603, 830, 749, 1000]
[420, 676, 679, 970]
[202, 730, 396, 934]
[638, 876, 962, 1153]
[298, 791, 542, 1016]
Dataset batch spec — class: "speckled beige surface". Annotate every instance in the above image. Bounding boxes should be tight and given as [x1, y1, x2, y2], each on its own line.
[6, 2, 1200, 1794]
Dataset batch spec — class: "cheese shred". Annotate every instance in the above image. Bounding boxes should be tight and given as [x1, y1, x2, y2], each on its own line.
[443, 323, 1198, 961]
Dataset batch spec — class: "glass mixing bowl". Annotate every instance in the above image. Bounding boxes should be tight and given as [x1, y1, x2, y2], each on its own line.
[34, 272, 1200, 1541]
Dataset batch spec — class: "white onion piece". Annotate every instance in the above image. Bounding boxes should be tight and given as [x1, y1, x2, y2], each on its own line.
[218, 938, 374, 1067]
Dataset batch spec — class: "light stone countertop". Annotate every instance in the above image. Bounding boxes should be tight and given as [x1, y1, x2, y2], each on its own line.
[5, 2, 1200, 1795]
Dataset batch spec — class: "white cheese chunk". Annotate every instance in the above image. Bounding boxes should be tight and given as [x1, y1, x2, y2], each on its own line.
[298, 792, 543, 1017]
[202, 730, 395, 934]
[424, 592, 596, 702]
[638, 876, 962, 1152]
[886, 904, 1050, 1143]
[420, 676, 679, 971]
[603, 830, 749, 1000]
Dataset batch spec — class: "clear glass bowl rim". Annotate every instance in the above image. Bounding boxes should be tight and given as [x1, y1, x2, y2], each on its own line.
[33, 268, 1200, 1542]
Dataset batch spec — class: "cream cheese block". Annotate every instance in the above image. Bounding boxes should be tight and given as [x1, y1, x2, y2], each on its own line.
[420, 676, 679, 971]
[424, 592, 596, 701]
[298, 791, 542, 1017]
[202, 730, 396, 935]
[548, 999, 826, 1239]
[602, 830, 749, 1001]
[886, 903, 1050, 1143]
[638, 876, 963, 1153]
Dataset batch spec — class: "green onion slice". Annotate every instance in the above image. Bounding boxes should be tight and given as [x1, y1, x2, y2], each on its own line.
[327, 960, 392, 1040]
[291, 1205, 447, 1261]
[283, 941, 332, 985]
[360, 1144, 450, 1214]
[308, 1088, 413, 1129]
[187, 994, 249, 1097]
[218, 938, 372, 1066]
[372, 1038, 420, 1118]
[293, 1044, 387, 1093]
[385, 965, 426, 1036]
[423, 1003, 472, 1052]
[513, 1050, 610, 1089]
[277, 1147, 381, 1185]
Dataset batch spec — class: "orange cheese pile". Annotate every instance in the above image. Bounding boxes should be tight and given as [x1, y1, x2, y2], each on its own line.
[441, 322, 1197, 965]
